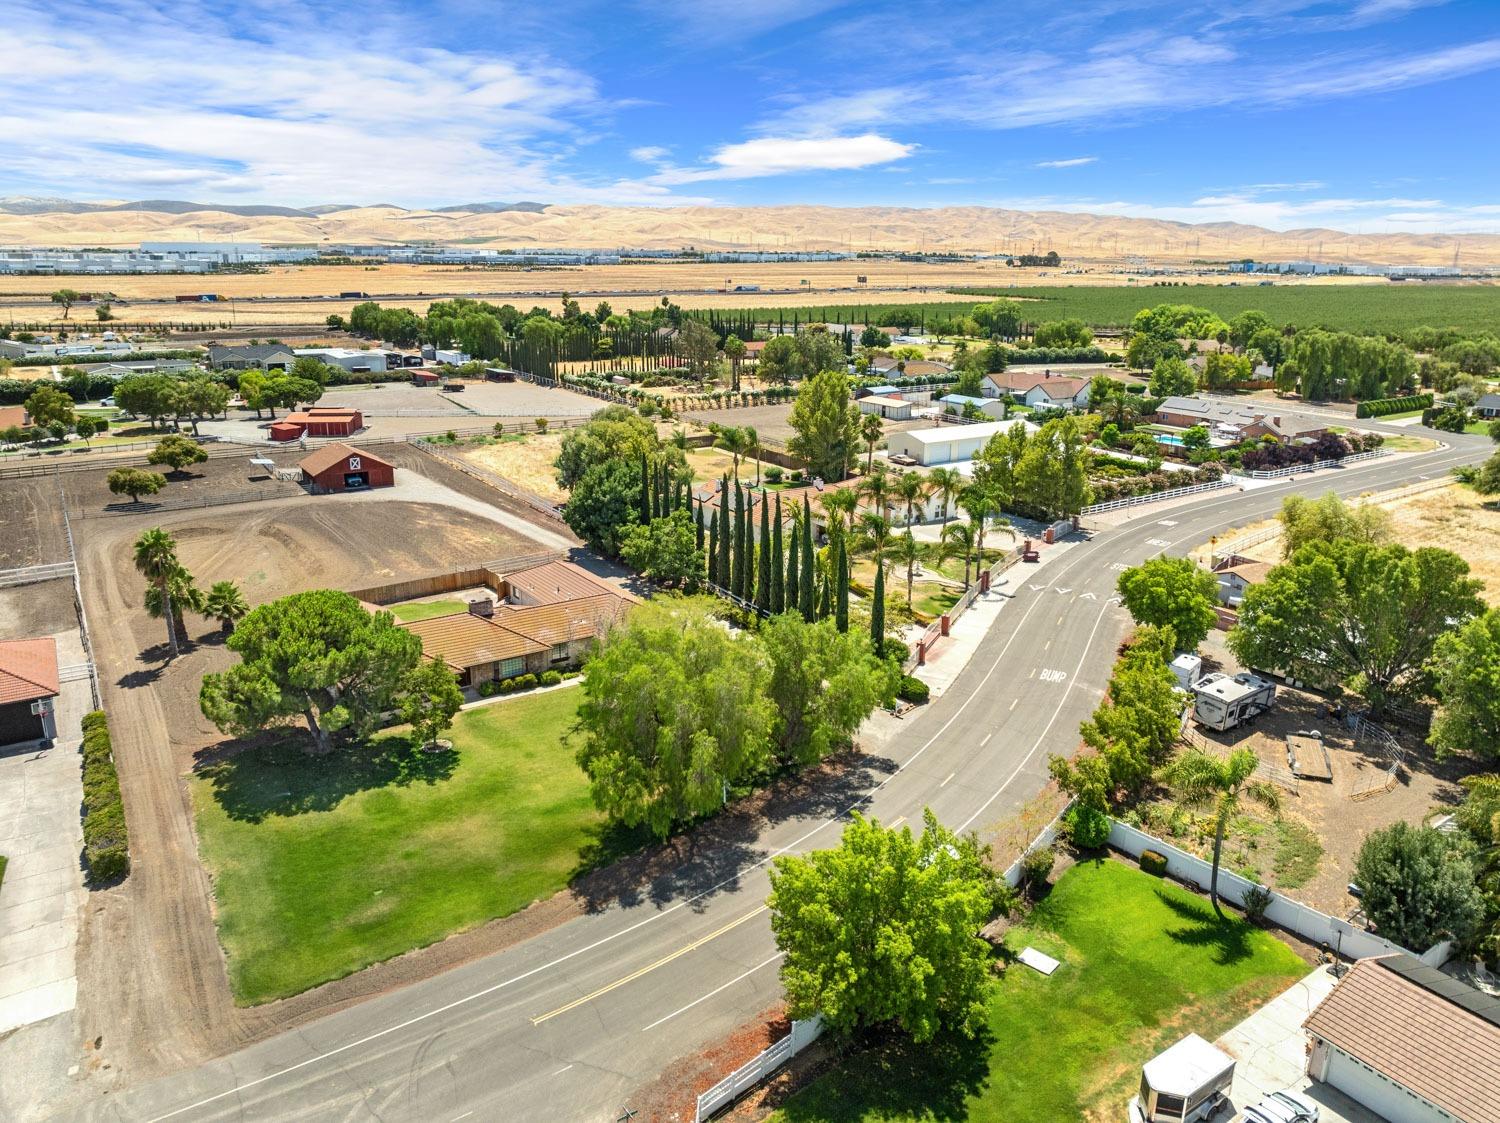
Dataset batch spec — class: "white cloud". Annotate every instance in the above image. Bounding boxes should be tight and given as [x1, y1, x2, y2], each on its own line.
[630, 146, 671, 164]
[649, 134, 914, 184]
[1036, 157, 1097, 169]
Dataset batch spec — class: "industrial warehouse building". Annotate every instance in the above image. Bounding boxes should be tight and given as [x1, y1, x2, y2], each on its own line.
[0, 638, 60, 747]
[292, 347, 387, 374]
[298, 442, 394, 491]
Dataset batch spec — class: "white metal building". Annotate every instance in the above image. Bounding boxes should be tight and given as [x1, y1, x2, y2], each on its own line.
[292, 347, 388, 374]
[856, 394, 913, 420]
[884, 420, 1034, 466]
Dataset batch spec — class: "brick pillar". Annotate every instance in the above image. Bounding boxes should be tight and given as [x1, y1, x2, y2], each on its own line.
[979, 570, 990, 593]
[940, 615, 950, 636]
[916, 640, 926, 665]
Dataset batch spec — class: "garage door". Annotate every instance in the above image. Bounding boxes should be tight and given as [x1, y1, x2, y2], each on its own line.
[1323, 1048, 1451, 1123]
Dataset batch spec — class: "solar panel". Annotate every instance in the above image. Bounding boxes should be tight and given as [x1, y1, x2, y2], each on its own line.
[1379, 955, 1500, 1029]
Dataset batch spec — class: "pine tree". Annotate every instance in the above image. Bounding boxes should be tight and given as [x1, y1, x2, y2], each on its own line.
[638, 453, 651, 525]
[756, 495, 772, 610]
[770, 496, 784, 614]
[706, 506, 719, 586]
[785, 520, 800, 614]
[799, 496, 816, 621]
[870, 562, 886, 652]
[834, 535, 850, 633]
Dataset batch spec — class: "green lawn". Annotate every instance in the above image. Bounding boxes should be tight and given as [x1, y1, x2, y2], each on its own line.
[774, 860, 1307, 1123]
[388, 599, 469, 622]
[191, 689, 615, 1004]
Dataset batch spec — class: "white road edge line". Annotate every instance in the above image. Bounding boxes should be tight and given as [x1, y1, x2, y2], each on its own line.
[640, 953, 785, 1033]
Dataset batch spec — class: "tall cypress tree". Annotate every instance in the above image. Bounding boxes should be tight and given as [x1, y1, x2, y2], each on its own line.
[695, 498, 705, 552]
[834, 536, 850, 633]
[785, 520, 800, 614]
[770, 495, 784, 614]
[734, 483, 748, 599]
[799, 496, 816, 621]
[716, 479, 731, 590]
[706, 506, 719, 586]
[638, 452, 651, 525]
[870, 562, 885, 651]
[756, 495, 772, 610]
[739, 488, 753, 601]
[818, 565, 831, 620]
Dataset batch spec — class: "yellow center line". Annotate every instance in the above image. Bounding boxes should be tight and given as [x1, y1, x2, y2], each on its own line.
[890, 815, 907, 828]
[530, 905, 768, 1025]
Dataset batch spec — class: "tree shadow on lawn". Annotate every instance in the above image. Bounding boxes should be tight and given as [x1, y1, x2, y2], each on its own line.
[776, 1024, 994, 1123]
[568, 749, 900, 916]
[1154, 888, 1255, 966]
[198, 732, 458, 824]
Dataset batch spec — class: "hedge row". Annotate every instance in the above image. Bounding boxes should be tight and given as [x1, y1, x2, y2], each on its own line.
[1356, 393, 1432, 418]
[80, 710, 129, 883]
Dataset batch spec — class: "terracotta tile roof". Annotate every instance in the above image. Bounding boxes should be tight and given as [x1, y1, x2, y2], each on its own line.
[399, 612, 544, 670]
[0, 405, 30, 430]
[503, 560, 634, 605]
[499, 594, 629, 647]
[1303, 957, 1500, 1122]
[0, 637, 60, 705]
[984, 371, 1090, 398]
[298, 441, 391, 477]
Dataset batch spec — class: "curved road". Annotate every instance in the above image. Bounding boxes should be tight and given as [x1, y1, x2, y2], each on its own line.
[75, 422, 1492, 1123]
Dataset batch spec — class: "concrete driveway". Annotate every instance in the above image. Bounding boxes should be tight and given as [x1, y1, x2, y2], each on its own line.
[1219, 966, 1382, 1123]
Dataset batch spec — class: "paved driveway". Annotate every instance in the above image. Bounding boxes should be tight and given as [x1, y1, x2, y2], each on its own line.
[1219, 966, 1382, 1123]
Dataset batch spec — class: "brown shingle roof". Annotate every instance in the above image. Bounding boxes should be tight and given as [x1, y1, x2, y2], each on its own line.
[1303, 957, 1500, 1122]
[298, 441, 391, 477]
[399, 613, 544, 671]
[504, 560, 634, 605]
[985, 371, 1091, 398]
[1220, 560, 1274, 585]
[0, 637, 60, 705]
[499, 594, 628, 647]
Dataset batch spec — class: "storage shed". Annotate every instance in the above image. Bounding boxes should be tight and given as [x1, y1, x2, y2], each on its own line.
[299, 442, 394, 492]
[282, 406, 364, 438]
[0, 637, 60, 746]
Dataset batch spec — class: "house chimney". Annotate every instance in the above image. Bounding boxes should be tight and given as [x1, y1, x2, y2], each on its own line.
[467, 598, 494, 618]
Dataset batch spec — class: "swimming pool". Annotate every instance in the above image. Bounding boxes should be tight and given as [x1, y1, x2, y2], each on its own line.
[1153, 433, 1187, 447]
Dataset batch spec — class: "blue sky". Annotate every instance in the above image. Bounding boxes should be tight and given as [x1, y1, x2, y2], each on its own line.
[4, 0, 1499, 231]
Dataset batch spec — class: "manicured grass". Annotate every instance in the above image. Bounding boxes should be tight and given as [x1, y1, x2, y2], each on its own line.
[774, 859, 1307, 1123]
[191, 689, 612, 1004]
[1381, 434, 1440, 453]
[388, 598, 469, 622]
[914, 588, 961, 618]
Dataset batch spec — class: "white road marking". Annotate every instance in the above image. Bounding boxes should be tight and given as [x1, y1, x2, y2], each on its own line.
[1157, 519, 1178, 526]
[452, 1112, 474, 1121]
[1039, 669, 1067, 684]
[639, 954, 784, 1033]
[1146, 538, 1172, 547]
[550, 1066, 573, 1077]
[940, 771, 956, 787]
[981, 731, 994, 745]
[1029, 583, 1048, 592]
[1108, 562, 1130, 571]
[1078, 591, 1097, 601]
[1008, 698, 1019, 711]
[1054, 587, 1072, 594]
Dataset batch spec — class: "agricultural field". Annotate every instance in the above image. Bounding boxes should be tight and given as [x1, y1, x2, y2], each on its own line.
[773, 859, 1308, 1123]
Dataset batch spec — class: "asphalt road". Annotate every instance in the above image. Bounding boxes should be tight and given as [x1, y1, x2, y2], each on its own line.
[72, 422, 1493, 1123]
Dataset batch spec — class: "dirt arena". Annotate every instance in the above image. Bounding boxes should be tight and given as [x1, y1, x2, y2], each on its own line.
[0, 477, 71, 567]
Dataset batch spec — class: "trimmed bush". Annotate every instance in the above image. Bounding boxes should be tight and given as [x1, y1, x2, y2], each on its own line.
[477, 680, 496, 697]
[1140, 849, 1168, 877]
[897, 674, 930, 704]
[539, 669, 563, 686]
[80, 710, 129, 883]
[1020, 845, 1056, 890]
[1356, 393, 1431, 419]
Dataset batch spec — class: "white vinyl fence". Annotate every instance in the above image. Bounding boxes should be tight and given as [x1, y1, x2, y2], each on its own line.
[1243, 449, 1385, 480]
[1080, 478, 1230, 516]
[695, 1016, 824, 1122]
[1106, 819, 1449, 966]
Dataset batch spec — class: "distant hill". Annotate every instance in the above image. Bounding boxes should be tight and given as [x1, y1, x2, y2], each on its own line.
[0, 199, 1492, 265]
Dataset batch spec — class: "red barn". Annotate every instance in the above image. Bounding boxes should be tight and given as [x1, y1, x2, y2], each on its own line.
[282, 406, 363, 438]
[298, 443, 395, 492]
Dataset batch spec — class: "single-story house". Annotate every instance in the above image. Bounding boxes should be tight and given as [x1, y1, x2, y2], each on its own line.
[206, 344, 295, 371]
[269, 406, 365, 441]
[1210, 557, 1273, 606]
[1153, 396, 1326, 442]
[856, 394, 913, 420]
[398, 560, 632, 686]
[939, 394, 1009, 420]
[1303, 954, 1500, 1123]
[0, 405, 31, 431]
[84, 359, 195, 378]
[299, 442, 394, 491]
[886, 420, 1034, 467]
[1475, 393, 1500, 419]
[292, 347, 387, 374]
[981, 370, 1092, 409]
[0, 637, 60, 746]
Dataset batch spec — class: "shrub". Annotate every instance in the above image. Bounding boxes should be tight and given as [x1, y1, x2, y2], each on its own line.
[1242, 884, 1274, 925]
[1140, 849, 1168, 876]
[789, 469, 804, 483]
[80, 709, 129, 883]
[497, 677, 517, 694]
[897, 674, 930, 704]
[764, 466, 783, 483]
[539, 669, 563, 686]
[1020, 845, 1056, 890]
[477, 680, 496, 697]
[511, 673, 538, 691]
[1356, 393, 1431, 419]
[1065, 803, 1112, 850]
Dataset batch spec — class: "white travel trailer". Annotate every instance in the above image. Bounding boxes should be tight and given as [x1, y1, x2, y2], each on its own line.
[1191, 672, 1276, 732]
[1129, 1034, 1236, 1123]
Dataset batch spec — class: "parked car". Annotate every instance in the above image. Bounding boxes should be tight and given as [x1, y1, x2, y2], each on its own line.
[99, 397, 116, 407]
[1243, 1090, 1319, 1123]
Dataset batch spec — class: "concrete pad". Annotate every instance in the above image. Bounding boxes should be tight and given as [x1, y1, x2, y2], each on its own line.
[0, 946, 76, 1001]
[0, 892, 72, 932]
[7, 843, 82, 878]
[0, 867, 71, 907]
[0, 978, 76, 1035]
[0, 919, 75, 963]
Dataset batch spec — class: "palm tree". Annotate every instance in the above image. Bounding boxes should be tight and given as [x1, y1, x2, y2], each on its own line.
[927, 466, 964, 526]
[1161, 748, 1280, 920]
[860, 466, 891, 523]
[133, 527, 181, 656]
[819, 486, 859, 541]
[860, 412, 884, 476]
[894, 470, 928, 527]
[744, 425, 761, 486]
[203, 580, 249, 634]
[144, 564, 201, 648]
[892, 531, 922, 607]
[938, 521, 976, 589]
[856, 512, 893, 567]
[712, 424, 752, 483]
